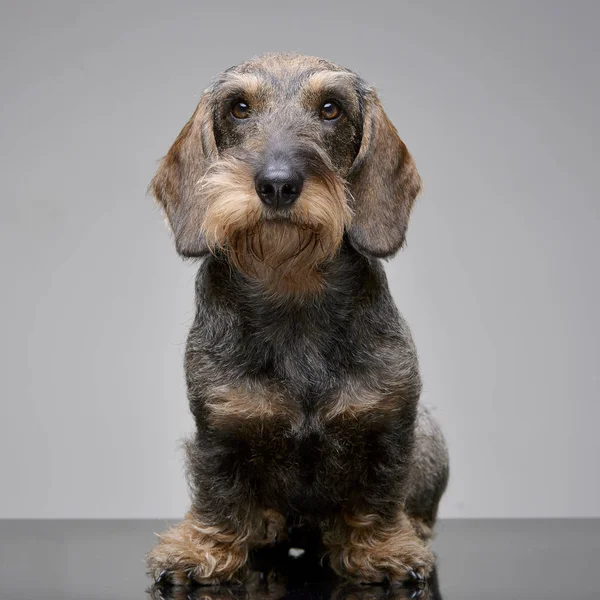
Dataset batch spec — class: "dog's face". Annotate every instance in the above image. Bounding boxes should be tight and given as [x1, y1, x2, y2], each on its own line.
[152, 54, 421, 296]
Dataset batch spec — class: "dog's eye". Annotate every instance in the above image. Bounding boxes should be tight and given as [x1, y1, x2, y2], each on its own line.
[231, 100, 251, 119]
[320, 100, 342, 121]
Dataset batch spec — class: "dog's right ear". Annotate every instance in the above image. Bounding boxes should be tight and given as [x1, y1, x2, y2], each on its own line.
[151, 93, 217, 257]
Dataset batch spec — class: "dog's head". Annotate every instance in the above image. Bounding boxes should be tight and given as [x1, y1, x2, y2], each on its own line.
[152, 53, 421, 296]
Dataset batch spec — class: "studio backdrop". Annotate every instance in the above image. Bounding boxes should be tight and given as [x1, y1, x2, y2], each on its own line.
[1, 0, 598, 519]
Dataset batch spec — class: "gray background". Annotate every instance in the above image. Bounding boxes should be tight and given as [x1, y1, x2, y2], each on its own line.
[1, 1, 598, 519]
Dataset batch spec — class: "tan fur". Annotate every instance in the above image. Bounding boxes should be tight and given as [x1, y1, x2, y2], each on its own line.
[147, 509, 286, 585]
[324, 510, 434, 583]
[200, 156, 350, 298]
[304, 70, 355, 90]
[220, 72, 265, 99]
[147, 511, 250, 585]
[204, 384, 300, 426]
[323, 380, 409, 421]
[199, 156, 261, 253]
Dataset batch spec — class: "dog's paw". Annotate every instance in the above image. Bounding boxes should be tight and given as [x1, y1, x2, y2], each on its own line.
[147, 518, 248, 586]
[149, 561, 226, 587]
[150, 566, 212, 588]
[147, 545, 246, 586]
[327, 532, 434, 584]
[325, 511, 435, 585]
[365, 549, 434, 585]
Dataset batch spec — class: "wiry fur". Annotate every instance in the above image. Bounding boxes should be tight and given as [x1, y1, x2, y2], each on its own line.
[147, 53, 449, 588]
[324, 510, 435, 583]
[200, 155, 350, 297]
[147, 508, 287, 585]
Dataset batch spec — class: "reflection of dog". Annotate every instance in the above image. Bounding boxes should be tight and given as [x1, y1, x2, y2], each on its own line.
[149, 576, 441, 600]
[146, 53, 449, 586]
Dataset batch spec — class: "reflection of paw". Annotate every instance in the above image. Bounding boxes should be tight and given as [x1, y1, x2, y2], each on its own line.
[331, 582, 430, 600]
[244, 569, 288, 600]
[148, 582, 246, 600]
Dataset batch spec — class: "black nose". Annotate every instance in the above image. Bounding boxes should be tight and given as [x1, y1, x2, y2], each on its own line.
[255, 165, 304, 208]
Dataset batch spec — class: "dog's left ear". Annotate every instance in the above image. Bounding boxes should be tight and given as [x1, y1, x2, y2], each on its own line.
[151, 93, 217, 257]
[347, 90, 422, 258]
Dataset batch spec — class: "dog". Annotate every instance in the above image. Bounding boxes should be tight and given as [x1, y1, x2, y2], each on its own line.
[146, 53, 449, 587]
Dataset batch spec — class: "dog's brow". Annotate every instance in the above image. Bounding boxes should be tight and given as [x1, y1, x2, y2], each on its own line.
[304, 70, 356, 93]
[216, 72, 266, 99]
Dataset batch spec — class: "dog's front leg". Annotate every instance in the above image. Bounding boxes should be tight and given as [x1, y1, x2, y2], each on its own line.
[322, 386, 434, 584]
[147, 377, 295, 586]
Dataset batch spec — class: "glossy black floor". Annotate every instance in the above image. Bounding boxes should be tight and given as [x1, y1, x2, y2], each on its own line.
[1, 520, 598, 599]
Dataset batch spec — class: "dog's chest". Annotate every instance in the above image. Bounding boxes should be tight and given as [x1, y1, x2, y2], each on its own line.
[189, 288, 416, 511]
[199, 298, 361, 396]
[205, 382, 385, 512]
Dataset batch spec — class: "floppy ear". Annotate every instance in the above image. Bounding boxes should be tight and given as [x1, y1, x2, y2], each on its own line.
[347, 90, 422, 258]
[151, 93, 217, 257]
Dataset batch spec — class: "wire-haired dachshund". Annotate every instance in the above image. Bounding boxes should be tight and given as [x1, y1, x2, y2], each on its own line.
[147, 53, 449, 587]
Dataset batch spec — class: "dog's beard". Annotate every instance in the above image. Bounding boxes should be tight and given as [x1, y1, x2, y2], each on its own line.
[199, 156, 351, 297]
